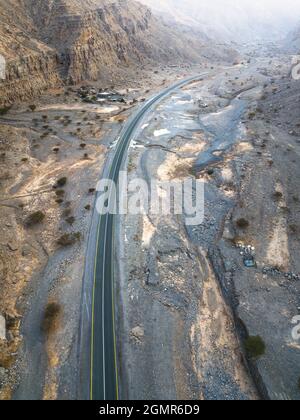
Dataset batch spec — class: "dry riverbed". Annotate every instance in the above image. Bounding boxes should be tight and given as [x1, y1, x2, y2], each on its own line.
[118, 54, 300, 400]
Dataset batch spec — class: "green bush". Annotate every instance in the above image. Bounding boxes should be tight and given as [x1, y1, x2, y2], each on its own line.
[41, 302, 61, 334]
[25, 211, 45, 227]
[245, 336, 266, 359]
[273, 191, 283, 200]
[0, 106, 11, 116]
[66, 216, 75, 225]
[236, 218, 249, 229]
[56, 177, 67, 187]
[63, 208, 72, 218]
[207, 168, 214, 176]
[55, 189, 65, 197]
[57, 232, 81, 247]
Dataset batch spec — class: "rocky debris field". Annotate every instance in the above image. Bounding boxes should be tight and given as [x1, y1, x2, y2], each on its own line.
[118, 51, 300, 400]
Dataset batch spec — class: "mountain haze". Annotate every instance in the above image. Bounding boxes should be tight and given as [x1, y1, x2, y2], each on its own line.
[138, 0, 300, 42]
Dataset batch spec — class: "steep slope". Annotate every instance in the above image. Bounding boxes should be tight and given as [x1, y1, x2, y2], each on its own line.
[0, 0, 234, 106]
[26, 0, 209, 83]
[0, 0, 62, 105]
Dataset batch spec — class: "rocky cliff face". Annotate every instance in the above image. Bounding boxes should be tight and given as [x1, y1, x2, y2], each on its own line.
[30, 0, 208, 83]
[0, 0, 235, 106]
[0, 0, 63, 106]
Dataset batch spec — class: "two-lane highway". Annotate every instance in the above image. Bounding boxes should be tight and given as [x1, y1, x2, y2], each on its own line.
[87, 74, 208, 400]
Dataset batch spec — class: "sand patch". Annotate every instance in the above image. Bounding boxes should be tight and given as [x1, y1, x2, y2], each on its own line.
[267, 217, 289, 270]
[142, 216, 156, 248]
[157, 154, 194, 181]
[235, 142, 253, 153]
[154, 129, 170, 137]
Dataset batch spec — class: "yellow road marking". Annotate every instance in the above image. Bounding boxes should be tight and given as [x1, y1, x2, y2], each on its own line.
[90, 216, 101, 400]
[112, 217, 119, 400]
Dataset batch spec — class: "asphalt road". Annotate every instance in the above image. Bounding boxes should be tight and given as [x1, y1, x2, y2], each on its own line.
[89, 74, 207, 401]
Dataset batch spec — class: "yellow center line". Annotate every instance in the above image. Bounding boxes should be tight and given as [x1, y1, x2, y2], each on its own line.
[89, 74, 208, 401]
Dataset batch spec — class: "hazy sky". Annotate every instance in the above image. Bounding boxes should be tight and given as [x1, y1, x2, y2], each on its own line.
[139, 0, 300, 40]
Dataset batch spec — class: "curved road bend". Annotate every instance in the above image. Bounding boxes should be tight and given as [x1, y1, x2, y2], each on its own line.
[84, 73, 208, 401]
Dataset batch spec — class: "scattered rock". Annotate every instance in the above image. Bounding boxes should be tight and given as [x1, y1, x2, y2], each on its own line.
[7, 242, 18, 252]
[130, 326, 144, 343]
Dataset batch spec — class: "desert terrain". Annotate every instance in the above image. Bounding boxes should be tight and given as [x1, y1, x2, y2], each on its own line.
[0, 0, 300, 402]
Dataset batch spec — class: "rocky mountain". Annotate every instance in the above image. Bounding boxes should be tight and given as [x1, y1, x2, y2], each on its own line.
[0, 0, 61, 105]
[0, 0, 237, 106]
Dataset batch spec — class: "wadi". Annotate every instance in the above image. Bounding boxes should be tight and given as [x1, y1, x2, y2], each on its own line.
[0, 0, 300, 401]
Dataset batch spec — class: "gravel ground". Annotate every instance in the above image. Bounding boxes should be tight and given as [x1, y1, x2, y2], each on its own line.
[118, 48, 300, 400]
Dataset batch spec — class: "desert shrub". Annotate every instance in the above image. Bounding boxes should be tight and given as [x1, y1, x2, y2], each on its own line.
[289, 224, 299, 234]
[56, 177, 67, 187]
[66, 216, 75, 225]
[0, 106, 11, 116]
[88, 188, 96, 194]
[41, 302, 61, 334]
[63, 208, 72, 218]
[25, 211, 45, 227]
[207, 168, 214, 176]
[85, 204, 91, 211]
[245, 336, 266, 359]
[57, 232, 81, 246]
[29, 105, 36, 112]
[55, 189, 65, 197]
[273, 191, 283, 200]
[236, 218, 249, 229]
[53, 147, 60, 153]
[80, 143, 86, 149]
[55, 198, 64, 204]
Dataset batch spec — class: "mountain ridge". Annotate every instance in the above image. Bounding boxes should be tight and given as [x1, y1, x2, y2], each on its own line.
[0, 0, 237, 106]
